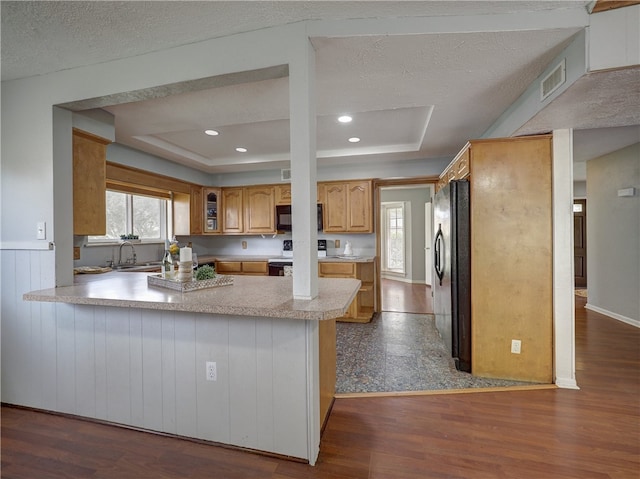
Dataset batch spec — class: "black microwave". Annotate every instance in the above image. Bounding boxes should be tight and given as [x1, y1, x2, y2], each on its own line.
[276, 204, 323, 232]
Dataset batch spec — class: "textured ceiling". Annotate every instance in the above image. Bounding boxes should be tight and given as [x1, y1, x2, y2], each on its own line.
[0, 1, 591, 82]
[2, 1, 637, 179]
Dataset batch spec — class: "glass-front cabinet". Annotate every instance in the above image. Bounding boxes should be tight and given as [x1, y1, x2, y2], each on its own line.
[204, 187, 221, 233]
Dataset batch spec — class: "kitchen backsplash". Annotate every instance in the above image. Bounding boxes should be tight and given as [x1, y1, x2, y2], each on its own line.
[74, 233, 376, 267]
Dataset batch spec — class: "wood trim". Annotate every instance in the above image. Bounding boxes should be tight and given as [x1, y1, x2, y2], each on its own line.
[72, 128, 111, 145]
[318, 319, 336, 431]
[106, 162, 193, 195]
[335, 384, 558, 399]
[591, 0, 640, 13]
[373, 176, 439, 188]
[105, 180, 172, 199]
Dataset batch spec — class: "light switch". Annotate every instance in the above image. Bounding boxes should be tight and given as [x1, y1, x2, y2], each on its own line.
[37, 221, 46, 240]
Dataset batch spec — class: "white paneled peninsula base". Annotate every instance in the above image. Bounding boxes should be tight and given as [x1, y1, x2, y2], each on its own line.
[23, 273, 360, 465]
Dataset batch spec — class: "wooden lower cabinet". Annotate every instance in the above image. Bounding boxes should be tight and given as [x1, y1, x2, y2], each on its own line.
[215, 261, 268, 276]
[319, 261, 376, 322]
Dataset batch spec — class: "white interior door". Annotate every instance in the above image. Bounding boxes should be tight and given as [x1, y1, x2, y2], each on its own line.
[425, 201, 432, 286]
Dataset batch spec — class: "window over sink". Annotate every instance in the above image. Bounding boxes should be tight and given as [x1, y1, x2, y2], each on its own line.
[88, 190, 170, 243]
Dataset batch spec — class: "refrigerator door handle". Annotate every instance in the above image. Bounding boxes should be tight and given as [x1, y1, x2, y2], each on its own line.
[434, 224, 445, 286]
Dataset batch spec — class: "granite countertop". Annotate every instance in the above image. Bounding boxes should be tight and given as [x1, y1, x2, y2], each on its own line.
[24, 272, 361, 321]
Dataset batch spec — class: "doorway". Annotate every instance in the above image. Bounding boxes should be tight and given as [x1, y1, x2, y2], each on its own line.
[377, 182, 434, 314]
[574, 199, 587, 288]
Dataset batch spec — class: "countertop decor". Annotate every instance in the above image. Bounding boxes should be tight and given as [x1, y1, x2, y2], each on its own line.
[147, 273, 233, 292]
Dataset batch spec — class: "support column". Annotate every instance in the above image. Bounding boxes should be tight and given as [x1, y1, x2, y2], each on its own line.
[553, 129, 579, 389]
[289, 36, 318, 300]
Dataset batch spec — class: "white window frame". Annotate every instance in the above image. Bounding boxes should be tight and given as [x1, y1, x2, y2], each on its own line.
[87, 190, 170, 243]
[381, 201, 406, 276]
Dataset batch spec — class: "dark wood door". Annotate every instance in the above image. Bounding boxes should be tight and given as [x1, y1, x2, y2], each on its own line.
[574, 199, 587, 287]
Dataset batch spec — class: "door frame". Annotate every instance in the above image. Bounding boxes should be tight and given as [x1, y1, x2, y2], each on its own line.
[373, 176, 438, 313]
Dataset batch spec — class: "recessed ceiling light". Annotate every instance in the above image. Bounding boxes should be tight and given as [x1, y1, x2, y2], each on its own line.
[338, 115, 352, 123]
[204, 129, 219, 136]
[235, 147, 248, 153]
[348, 137, 361, 143]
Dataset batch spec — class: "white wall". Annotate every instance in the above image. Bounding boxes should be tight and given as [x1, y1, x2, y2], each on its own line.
[586, 143, 640, 326]
[2, 250, 312, 459]
[589, 5, 640, 71]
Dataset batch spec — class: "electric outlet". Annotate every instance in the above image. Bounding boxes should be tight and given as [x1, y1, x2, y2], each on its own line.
[241, 241, 247, 249]
[511, 339, 522, 354]
[206, 361, 217, 381]
[335, 239, 340, 248]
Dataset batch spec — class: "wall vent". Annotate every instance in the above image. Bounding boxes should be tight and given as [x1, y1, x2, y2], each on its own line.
[281, 168, 291, 181]
[540, 59, 566, 101]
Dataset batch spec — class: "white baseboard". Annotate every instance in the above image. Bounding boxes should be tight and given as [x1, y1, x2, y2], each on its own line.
[555, 377, 580, 390]
[585, 303, 640, 328]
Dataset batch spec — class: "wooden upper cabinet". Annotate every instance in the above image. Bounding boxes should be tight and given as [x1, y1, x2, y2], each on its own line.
[323, 180, 373, 233]
[203, 187, 222, 234]
[244, 185, 275, 234]
[222, 187, 244, 234]
[275, 184, 292, 205]
[346, 181, 372, 232]
[437, 143, 470, 192]
[73, 129, 110, 235]
[190, 185, 204, 235]
[323, 182, 348, 232]
[276, 183, 325, 205]
[317, 183, 326, 204]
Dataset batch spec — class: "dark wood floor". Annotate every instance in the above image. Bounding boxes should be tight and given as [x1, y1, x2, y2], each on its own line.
[2, 295, 639, 478]
[381, 278, 432, 313]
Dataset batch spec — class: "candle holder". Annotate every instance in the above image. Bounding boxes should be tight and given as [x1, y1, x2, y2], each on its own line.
[176, 261, 193, 282]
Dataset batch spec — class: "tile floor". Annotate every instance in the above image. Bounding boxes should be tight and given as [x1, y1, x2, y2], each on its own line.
[336, 311, 535, 394]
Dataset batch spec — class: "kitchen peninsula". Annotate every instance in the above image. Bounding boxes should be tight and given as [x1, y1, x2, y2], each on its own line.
[23, 272, 360, 465]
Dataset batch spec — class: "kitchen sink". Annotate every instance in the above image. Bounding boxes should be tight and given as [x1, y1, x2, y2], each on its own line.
[112, 261, 163, 272]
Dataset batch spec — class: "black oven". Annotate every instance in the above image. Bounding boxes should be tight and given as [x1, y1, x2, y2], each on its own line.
[268, 261, 293, 276]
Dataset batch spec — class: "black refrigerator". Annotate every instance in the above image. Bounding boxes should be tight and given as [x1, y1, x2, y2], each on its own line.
[433, 179, 472, 372]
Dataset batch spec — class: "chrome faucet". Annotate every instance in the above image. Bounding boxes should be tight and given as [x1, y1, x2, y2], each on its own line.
[118, 241, 137, 265]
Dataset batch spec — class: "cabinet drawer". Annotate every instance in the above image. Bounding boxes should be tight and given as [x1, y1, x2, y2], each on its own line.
[216, 261, 242, 273]
[319, 262, 356, 277]
[242, 261, 268, 275]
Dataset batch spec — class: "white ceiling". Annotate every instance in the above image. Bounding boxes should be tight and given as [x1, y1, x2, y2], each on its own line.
[2, 1, 639, 180]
